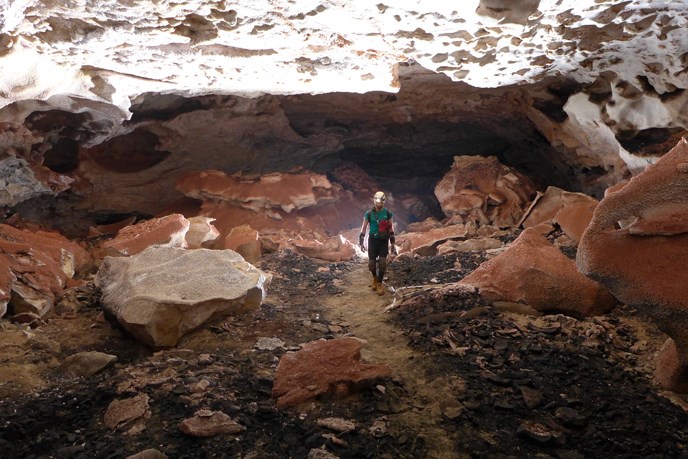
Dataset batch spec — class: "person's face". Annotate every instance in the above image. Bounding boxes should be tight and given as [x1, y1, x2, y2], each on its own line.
[374, 198, 384, 209]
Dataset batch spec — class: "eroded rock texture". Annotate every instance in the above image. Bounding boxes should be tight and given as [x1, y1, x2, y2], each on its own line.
[1, 2, 688, 233]
[2, 0, 688, 391]
[578, 138, 688, 391]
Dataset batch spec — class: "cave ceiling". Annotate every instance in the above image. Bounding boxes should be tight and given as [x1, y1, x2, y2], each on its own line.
[2, 0, 688, 226]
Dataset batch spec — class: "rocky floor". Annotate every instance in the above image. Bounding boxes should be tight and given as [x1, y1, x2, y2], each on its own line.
[1, 247, 687, 458]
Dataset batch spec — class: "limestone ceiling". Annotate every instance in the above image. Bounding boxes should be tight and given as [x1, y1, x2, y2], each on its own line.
[2, 1, 688, 225]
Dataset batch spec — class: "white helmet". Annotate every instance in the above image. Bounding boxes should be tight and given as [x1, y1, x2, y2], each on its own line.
[373, 191, 386, 204]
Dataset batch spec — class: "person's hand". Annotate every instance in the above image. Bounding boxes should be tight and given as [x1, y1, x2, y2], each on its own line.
[359, 233, 365, 251]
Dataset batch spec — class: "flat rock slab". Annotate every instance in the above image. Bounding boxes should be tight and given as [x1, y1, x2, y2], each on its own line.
[95, 247, 269, 348]
[272, 337, 392, 409]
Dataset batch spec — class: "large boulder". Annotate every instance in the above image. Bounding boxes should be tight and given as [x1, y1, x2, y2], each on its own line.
[577, 138, 688, 392]
[460, 227, 616, 318]
[434, 156, 536, 228]
[95, 246, 269, 348]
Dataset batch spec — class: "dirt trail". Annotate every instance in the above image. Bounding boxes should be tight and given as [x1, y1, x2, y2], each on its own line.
[323, 263, 464, 459]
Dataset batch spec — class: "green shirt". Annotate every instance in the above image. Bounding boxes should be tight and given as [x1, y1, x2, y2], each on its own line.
[365, 208, 393, 238]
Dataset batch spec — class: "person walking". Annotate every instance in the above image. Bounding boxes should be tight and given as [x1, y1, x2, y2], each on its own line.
[359, 191, 397, 295]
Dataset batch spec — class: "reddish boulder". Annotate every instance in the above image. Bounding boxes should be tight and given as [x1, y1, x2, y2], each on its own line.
[460, 228, 616, 317]
[434, 155, 536, 228]
[223, 225, 261, 262]
[577, 138, 688, 391]
[521, 186, 598, 244]
[101, 214, 190, 256]
[272, 337, 391, 409]
[0, 224, 90, 318]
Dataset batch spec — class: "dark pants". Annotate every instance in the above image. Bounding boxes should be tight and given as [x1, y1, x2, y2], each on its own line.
[368, 237, 389, 281]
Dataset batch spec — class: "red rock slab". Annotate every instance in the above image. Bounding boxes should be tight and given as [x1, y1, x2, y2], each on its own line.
[291, 235, 356, 262]
[459, 227, 616, 318]
[101, 213, 190, 256]
[0, 223, 90, 270]
[272, 337, 392, 409]
[180, 410, 245, 437]
[520, 186, 598, 244]
[0, 225, 91, 317]
[223, 225, 261, 262]
[177, 170, 339, 213]
[396, 224, 472, 256]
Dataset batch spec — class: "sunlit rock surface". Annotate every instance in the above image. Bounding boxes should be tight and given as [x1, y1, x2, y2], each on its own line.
[101, 213, 190, 257]
[2, 1, 688, 228]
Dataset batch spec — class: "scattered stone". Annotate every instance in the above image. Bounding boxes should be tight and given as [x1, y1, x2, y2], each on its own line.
[554, 406, 588, 429]
[519, 385, 543, 409]
[125, 449, 168, 459]
[104, 393, 150, 430]
[516, 421, 565, 446]
[306, 448, 340, 459]
[255, 337, 286, 351]
[179, 410, 245, 437]
[316, 417, 356, 433]
[59, 351, 117, 377]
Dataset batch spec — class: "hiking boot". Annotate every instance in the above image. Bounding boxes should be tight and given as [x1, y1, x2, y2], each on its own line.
[376, 282, 385, 296]
[371, 275, 379, 290]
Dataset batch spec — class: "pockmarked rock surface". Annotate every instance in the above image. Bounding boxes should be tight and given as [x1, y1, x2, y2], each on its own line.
[434, 155, 536, 227]
[460, 227, 616, 317]
[95, 247, 269, 348]
[272, 337, 392, 409]
[578, 138, 688, 392]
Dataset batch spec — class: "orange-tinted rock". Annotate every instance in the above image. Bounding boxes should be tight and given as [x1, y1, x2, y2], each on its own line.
[0, 224, 91, 317]
[521, 187, 598, 244]
[88, 216, 137, 238]
[0, 260, 16, 317]
[577, 138, 688, 391]
[177, 170, 339, 213]
[434, 155, 536, 228]
[101, 214, 190, 256]
[654, 339, 688, 393]
[272, 337, 392, 409]
[397, 224, 473, 256]
[185, 216, 220, 249]
[460, 228, 616, 317]
[223, 225, 261, 262]
[291, 235, 356, 262]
